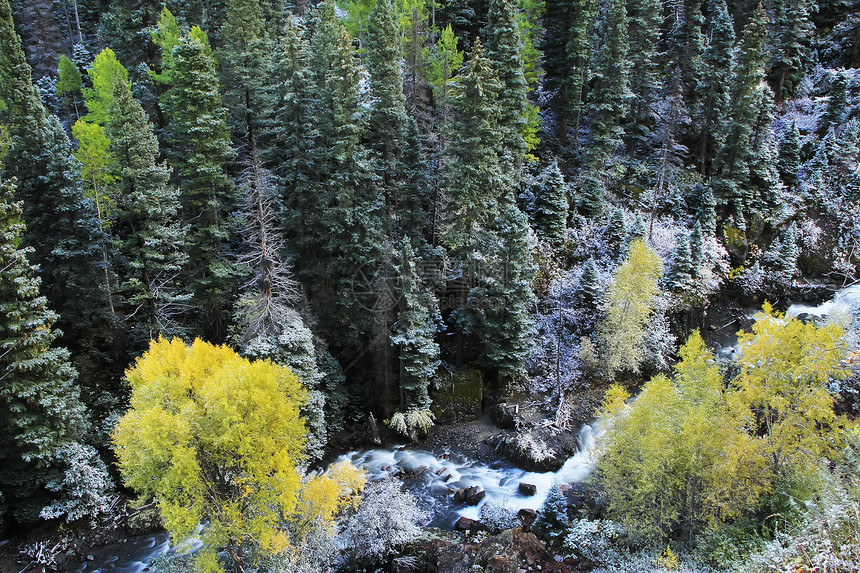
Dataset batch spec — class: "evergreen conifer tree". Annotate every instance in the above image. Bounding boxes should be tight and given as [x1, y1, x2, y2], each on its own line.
[391, 245, 440, 411]
[625, 0, 663, 152]
[711, 2, 767, 228]
[578, 174, 606, 219]
[0, 0, 115, 422]
[106, 78, 188, 347]
[778, 121, 801, 189]
[0, 177, 109, 526]
[690, 221, 704, 278]
[605, 207, 626, 256]
[162, 30, 240, 342]
[532, 160, 569, 245]
[769, 0, 814, 101]
[821, 69, 848, 133]
[579, 257, 601, 307]
[586, 0, 631, 167]
[691, 0, 734, 174]
[540, 0, 595, 151]
[667, 235, 694, 290]
[484, 0, 528, 169]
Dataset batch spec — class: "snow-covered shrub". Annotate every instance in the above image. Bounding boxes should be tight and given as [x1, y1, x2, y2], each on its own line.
[337, 478, 427, 565]
[40, 443, 115, 523]
[563, 518, 626, 568]
[638, 304, 677, 374]
[507, 431, 554, 464]
[480, 498, 519, 532]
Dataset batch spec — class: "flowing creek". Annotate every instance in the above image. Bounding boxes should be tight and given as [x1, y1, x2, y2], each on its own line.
[73, 422, 604, 572]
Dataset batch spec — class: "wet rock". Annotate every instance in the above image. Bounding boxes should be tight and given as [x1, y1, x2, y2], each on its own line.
[455, 517, 484, 532]
[517, 509, 538, 531]
[519, 483, 537, 496]
[454, 486, 486, 506]
[499, 427, 580, 472]
[436, 466, 447, 476]
[489, 403, 519, 429]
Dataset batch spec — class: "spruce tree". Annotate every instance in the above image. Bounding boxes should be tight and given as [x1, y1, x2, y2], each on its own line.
[578, 257, 601, 307]
[540, 0, 596, 151]
[769, 0, 814, 101]
[691, 182, 717, 235]
[0, 177, 94, 524]
[667, 235, 694, 291]
[0, 0, 115, 422]
[605, 207, 626, 256]
[778, 122, 801, 189]
[586, 0, 631, 167]
[711, 2, 767, 228]
[690, 221, 704, 278]
[365, 0, 428, 245]
[484, 0, 528, 169]
[106, 78, 188, 347]
[821, 70, 848, 133]
[578, 173, 606, 219]
[476, 201, 535, 381]
[747, 86, 782, 213]
[163, 30, 240, 342]
[691, 0, 734, 174]
[625, 0, 663, 152]
[443, 39, 505, 252]
[532, 160, 569, 245]
[391, 245, 440, 411]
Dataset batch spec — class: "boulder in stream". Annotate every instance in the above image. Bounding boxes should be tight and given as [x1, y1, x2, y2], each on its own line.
[518, 483, 536, 496]
[489, 403, 519, 429]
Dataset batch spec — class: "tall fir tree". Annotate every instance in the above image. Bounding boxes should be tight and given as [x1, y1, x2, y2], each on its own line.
[585, 0, 631, 167]
[540, 0, 596, 153]
[691, 0, 734, 174]
[106, 77, 188, 348]
[710, 2, 768, 229]
[821, 69, 848, 133]
[484, 0, 528, 171]
[769, 0, 814, 101]
[0, 0, 116, 424]
[161, 30, 240, 342]
[365, 0, 428, 246]
[532, 160, 569, 245]
[625, 0, 663, 152]
[778, 121, 801, 189]
[0, 177, 107, 526]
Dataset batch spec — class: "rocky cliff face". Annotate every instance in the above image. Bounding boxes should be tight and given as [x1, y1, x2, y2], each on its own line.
[11, 0, 70, 80]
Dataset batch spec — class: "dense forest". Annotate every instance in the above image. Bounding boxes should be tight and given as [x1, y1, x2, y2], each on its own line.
[1, 0, 860, 569]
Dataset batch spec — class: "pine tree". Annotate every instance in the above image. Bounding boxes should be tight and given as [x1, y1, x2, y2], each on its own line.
[691, 0, 734, 174]
[769, 0, 814, 101]
[578, 173, 606, 219]
[0, 0, 115, 422]
[106, 78, 188, 347]
[628, 213, 647, 245]
[532, 160, 569, 245]
[540, 0, 595, 151]
[578, 257, 601, 307]
[625, 0, 663, 152]
[586, 0, 631, 167]
[484, 0, 528, 169]
[746, 87, 782, 213]
[391, 245, 440, 411]
[711, 2, 768, 228]
[365, 0, 428, 245]
[778, 121, 801, 189]
[0, 177, 99, 525]
[605, 207, 626, 256]
[667, 0, 705, 103]
[667, 235, 694, 290]
[443, 39, 505, 252]
[776, 223, 800, 280]
[219, 0, 271, 153]
[162, 30, 240, 342]
[821, 69, 848, 133]
[476, 201, 535, 381]
[690, 182, 717, 235]
[690, 221, 704, 278]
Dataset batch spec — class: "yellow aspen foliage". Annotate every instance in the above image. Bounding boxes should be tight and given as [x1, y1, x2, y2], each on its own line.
[112, 338, 362, 573]
[600, 239, 663, 377]
[293, 461, 366, 537]
[734, 302, 849, 480]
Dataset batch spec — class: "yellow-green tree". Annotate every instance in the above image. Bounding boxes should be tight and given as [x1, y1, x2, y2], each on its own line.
[597, 332, 769, 543]
[600, 238, 663, 377]
[734, 303, 849, 482]
[112, 338, 362, 572]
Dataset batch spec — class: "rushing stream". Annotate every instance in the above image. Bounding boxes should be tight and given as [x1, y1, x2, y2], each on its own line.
[74, 422, 603, 572]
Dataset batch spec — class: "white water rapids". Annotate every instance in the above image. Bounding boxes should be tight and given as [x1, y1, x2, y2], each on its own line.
[335, 421, 605, 528]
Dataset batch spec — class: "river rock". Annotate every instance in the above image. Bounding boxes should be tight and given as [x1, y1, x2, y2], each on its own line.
[519, 483, 536, 496]
[517, 508, 538, 531]
[499, 427, 580, 472]
[455, 516, 484, 532]
[454, 486, 486, 505]
[489, 403, 519, 429]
